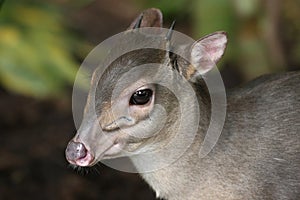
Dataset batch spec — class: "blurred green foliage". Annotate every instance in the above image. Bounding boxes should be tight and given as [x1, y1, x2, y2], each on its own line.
[0, 1, 82, 98]
[0, 0, 4, 10]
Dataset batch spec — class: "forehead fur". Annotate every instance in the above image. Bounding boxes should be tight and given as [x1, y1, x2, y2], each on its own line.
[93, 48, 167, 105]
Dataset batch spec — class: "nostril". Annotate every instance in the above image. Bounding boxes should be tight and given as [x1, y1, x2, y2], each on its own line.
[65, 141, 87, 162]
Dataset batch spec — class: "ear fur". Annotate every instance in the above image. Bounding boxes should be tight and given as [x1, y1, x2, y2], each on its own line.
[189, 31, 227, 76]
[127, 8, 163, 29]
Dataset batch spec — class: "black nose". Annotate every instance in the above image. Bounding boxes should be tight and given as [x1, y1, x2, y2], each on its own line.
[65, 141, 87, 162]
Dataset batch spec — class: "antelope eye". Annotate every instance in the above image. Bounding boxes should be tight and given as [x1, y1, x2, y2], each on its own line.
[129, 89, 153, 105]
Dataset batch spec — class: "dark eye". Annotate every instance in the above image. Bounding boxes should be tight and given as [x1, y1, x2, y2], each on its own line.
[129, 89, 153, 105]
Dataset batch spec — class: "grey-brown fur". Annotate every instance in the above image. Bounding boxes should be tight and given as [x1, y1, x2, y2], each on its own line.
[137, 72, 300, 200]
[66, 8, 300, 200]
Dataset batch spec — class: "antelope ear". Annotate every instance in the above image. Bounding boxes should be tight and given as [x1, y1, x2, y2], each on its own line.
[127, 8, 163, 29]
[189, 31, 227, 77]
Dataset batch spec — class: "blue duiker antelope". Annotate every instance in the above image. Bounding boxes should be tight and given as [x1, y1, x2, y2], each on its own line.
[66, 8, 300, 200]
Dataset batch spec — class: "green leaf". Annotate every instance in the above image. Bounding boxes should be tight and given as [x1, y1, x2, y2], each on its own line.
[0, 1, 85, 98]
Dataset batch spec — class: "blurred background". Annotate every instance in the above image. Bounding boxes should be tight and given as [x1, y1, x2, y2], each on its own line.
[0, 0, 299, 199]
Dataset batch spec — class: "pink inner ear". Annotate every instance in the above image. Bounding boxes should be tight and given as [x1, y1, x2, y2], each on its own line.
[191, 32, 227, 75]
[199, 33, 227, 63]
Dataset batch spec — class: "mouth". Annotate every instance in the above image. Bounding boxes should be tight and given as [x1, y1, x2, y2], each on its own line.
[66, 139, 125, 167]
[72, 151, 95, 166]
